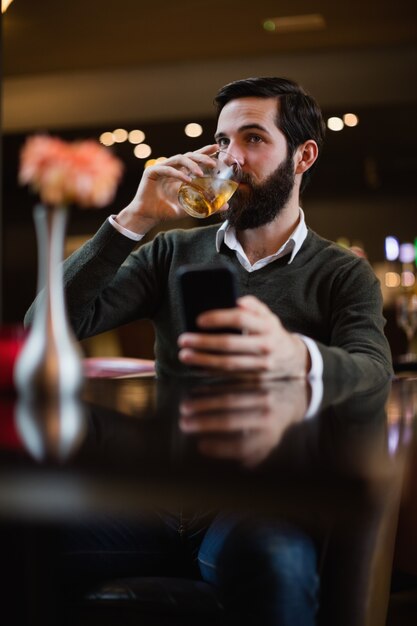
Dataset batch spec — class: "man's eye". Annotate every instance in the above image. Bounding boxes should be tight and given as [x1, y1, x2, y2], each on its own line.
[248, 135, 263, 143]
[217, 138, 229, 147]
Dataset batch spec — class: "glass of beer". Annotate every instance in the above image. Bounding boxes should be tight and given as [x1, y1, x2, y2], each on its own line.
[178, 150, 241, 219]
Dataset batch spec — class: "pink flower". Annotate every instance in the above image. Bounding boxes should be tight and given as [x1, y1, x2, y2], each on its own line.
[19, 135, 124, 208]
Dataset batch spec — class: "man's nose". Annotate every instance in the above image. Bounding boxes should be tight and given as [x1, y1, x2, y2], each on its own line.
[224, 144, 245, 167]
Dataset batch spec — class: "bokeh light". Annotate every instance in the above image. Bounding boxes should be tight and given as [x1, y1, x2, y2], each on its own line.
[99, 132, 115, 146]
[185, 123, 203, 138]
[113, 128, 128, 143]
[327, 117, 344, 131]
[129, 130, 146, 144]
[399, 243, 415, 264]
[343, 113, 359, 127]
[134, 144, 152, 159]
[401, 271, 416, 287]
[385, 272, 401, 288]
[385, 236, 400, 261]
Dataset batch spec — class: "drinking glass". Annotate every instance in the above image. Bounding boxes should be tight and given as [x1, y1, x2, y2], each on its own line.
[395, 292, 417, 362]
[178, 150, 241, 219]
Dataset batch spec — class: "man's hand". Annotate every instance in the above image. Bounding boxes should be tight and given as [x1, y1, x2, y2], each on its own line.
[115, 145, 219, 235]
[178, 295, 311, 378]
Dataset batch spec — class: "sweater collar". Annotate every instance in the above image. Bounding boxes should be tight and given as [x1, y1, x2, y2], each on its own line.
[216, 208, 308, 269]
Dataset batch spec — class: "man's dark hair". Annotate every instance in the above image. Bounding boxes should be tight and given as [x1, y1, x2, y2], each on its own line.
[214, 77, 326, 192]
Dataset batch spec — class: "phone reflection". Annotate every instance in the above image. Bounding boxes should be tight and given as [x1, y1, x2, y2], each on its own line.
[178, 379, 311, 467]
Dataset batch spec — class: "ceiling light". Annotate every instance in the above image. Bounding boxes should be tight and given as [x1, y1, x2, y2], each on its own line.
[113, 128, 128, 143]
[128, 130, 145, 144]
[344, 113, 359, 127]
[99, 132, 115, 146]
[262, 14, 326, 33]
[385, 272, 401, 288]
[399, 243, 416, 264]
[185, 123, 203, 138]
[385, 236, 399, 261]
[401, 271, 415, 287]
[327, 117, 344, 131]
[134, 144, 152, 159]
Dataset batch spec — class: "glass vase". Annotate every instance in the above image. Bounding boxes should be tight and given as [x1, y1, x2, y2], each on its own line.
[14, 204, 83, 398]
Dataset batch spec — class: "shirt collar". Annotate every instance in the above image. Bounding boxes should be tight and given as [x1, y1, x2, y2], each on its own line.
[215, 208, 308, 265]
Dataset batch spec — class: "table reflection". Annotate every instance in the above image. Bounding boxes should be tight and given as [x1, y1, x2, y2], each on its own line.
[178, 379, 309, 467]
[0, 376, 410, 498]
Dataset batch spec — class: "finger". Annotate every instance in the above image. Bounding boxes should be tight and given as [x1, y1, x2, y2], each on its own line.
[180, 151, 217, 172]
[167, 145, 217, 161]
[195, 308, 244, 332]
[147, 151, 216, 180]
[175, 146, 220, 168]
[180, 391, 268, 415]
[180, 412, 265, 432]
[194, 144, 219, 155]
[196, 308, 276, 336]
[178, 332, 270, 356]
[178, 347, 276, 373]
[146, 163, 194, 183]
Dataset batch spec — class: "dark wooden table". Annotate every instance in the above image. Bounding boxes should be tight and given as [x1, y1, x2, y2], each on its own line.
[0, 372, 416, 626]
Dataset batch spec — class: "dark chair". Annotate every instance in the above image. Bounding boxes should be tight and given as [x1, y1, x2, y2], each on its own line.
[68, 577, 225, 626]
[65, 505, 395, 626]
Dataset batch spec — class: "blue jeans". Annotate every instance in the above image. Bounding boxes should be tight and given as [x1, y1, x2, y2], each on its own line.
[59, 510, 320, 625]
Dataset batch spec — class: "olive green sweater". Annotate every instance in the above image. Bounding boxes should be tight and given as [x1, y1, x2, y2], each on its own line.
[30, 220, 392, 384]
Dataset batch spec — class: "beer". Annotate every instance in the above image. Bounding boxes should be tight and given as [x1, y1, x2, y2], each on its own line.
[178, 176, 238, 219]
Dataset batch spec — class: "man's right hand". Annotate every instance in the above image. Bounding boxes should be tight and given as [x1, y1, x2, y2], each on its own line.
[115, 144, 219, 236]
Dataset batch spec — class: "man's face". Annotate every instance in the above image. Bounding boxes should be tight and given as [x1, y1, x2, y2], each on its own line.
[215, 97, 296, 230]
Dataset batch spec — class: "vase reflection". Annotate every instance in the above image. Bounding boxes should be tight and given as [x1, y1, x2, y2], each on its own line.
[15, 394, 87, 462]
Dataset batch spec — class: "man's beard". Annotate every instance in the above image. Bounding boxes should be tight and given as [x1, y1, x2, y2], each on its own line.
[223, 153, 295, 231]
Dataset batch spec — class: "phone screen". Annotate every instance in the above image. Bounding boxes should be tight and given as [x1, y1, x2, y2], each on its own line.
[176, 264, 239, 333]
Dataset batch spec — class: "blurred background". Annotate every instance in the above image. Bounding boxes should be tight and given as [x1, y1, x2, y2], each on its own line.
[2, 0, 417, 359]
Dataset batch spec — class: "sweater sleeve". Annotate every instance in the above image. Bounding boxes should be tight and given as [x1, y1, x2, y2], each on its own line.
[25, 220, 161, 339]
[315, 256, 393, 387]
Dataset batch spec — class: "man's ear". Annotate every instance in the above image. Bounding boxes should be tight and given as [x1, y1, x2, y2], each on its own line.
[294, 140, 318, 175]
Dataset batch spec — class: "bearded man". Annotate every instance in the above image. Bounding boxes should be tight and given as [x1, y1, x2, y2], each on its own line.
[38, 76, 391, 384]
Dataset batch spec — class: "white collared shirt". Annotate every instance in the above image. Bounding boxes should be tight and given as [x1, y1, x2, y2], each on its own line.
[215, 207, 308, 271]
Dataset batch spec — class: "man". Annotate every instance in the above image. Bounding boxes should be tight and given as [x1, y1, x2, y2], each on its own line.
[29, 77, 393, 625]
[51, 76, 392, 388]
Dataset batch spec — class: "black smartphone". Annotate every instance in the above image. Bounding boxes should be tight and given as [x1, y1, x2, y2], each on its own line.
[176, 263, 240, 333]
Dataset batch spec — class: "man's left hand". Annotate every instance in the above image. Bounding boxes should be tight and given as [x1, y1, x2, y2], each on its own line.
[178, 295, 310, 378]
